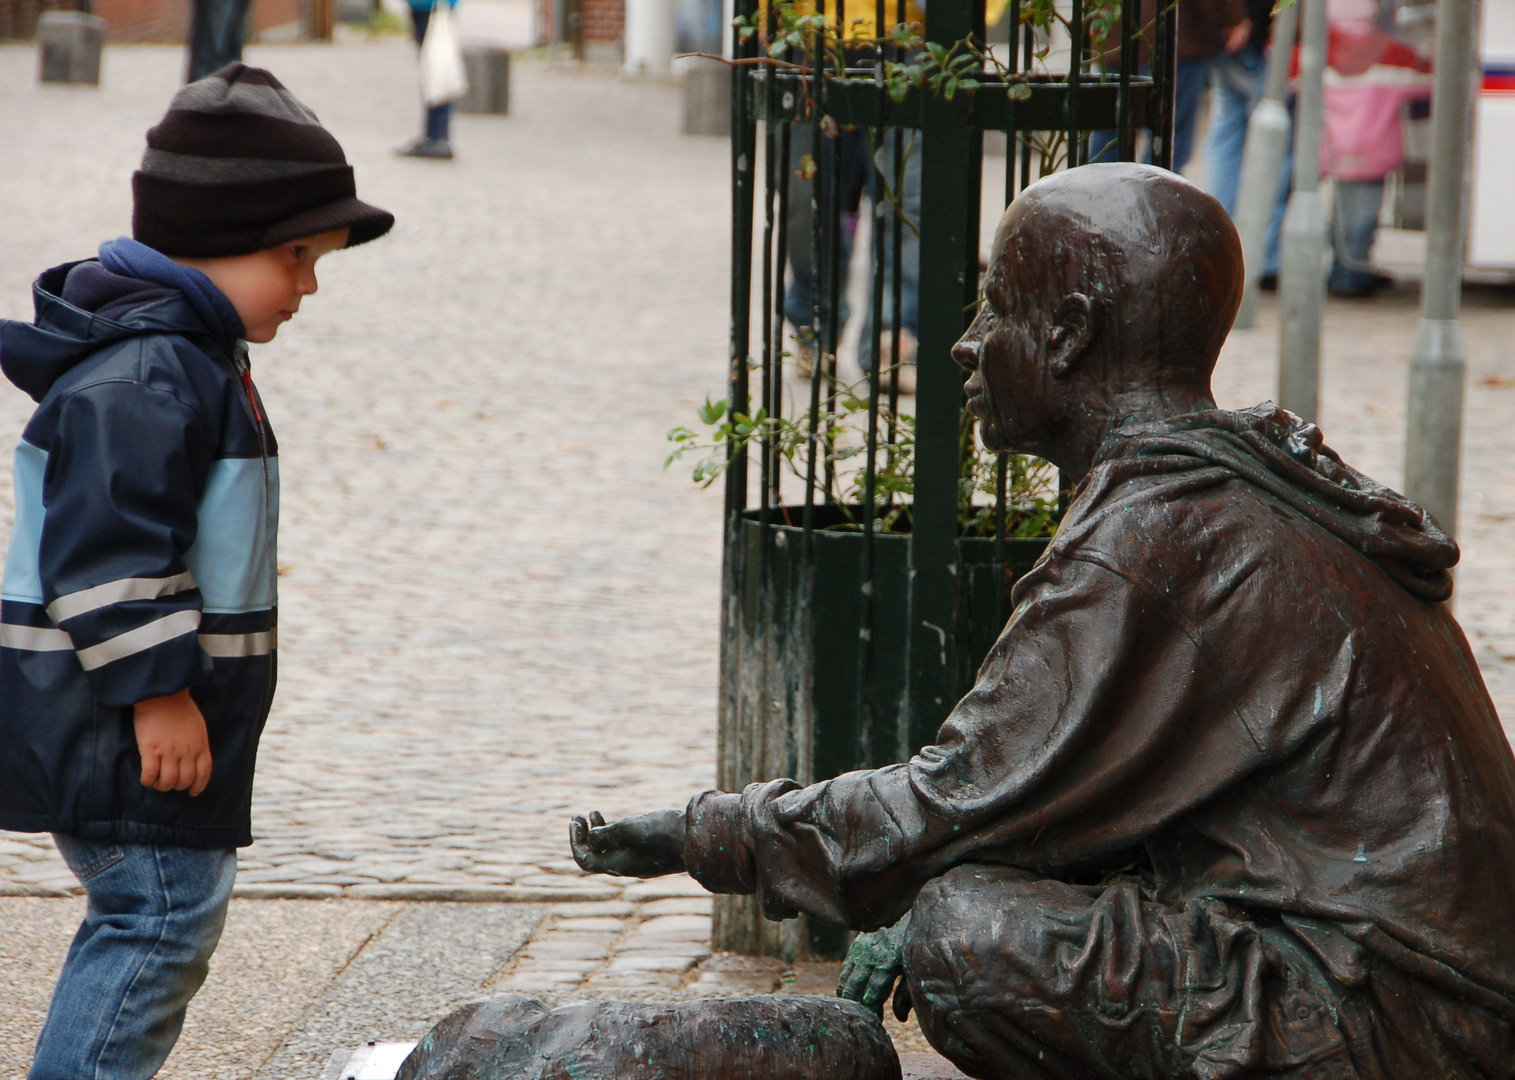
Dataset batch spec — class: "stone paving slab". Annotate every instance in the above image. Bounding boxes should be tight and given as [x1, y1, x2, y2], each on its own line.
[0, 41, 1511, 1080]
[1, 41, 1510, 905]
[2, 895, 954, 1075]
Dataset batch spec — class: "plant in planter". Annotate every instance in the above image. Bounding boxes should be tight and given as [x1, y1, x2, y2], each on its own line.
[703, 0, 1179, 960]
[665, 374, 1060, 538]
[669, 378, 1061, 959]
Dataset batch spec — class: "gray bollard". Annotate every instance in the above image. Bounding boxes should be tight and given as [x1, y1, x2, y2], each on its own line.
[38, 10, 106, 86]
[1232, 0, 1297, 329]
[458, 48, 510, 114]
[681, 56, 730, 137]
[1276, 0, 1328, 423]
[1404, 0, 1477, 536]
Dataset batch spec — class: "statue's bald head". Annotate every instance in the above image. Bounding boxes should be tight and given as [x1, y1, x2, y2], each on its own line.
[990, 162, 1242, 383]
[957, 164, 1242, 472]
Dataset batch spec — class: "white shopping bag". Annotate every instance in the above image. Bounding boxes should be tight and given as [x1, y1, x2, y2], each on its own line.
[419, 0, 468, 106]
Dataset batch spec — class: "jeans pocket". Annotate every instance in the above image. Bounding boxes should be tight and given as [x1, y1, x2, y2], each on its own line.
[61, 840, 127, 882]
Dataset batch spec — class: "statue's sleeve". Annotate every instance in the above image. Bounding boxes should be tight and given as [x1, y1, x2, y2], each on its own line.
[684, 552, 1268, 931]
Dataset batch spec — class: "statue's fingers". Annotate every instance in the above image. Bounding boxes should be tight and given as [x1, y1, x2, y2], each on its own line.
[589, 810, 607, 828]
[836, 955, 861, 998]
[863, 968, 898, 1015]
[837, 960, 873, 1004]
[892, 978, 914, 1023]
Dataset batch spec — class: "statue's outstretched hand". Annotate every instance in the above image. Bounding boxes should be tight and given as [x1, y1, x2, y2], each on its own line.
[570, 808, 687, 878]
[837, 912, 913, 1021]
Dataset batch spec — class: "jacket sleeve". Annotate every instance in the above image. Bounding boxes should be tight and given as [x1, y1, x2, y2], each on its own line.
[39, 375, 214, 707]
[684, 554, 1268, 931]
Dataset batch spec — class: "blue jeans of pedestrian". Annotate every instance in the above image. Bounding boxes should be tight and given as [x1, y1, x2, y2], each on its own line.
[187, 0, 252, 82]
[859, 133, 922, 374]
[29, 837, 237, 1080]
[784, 124, 858, 354]
[1087, 57, 1208, 174]
[411, 6, 454, 143]
[1202, 45, 1268, 215]
[1328, 179, 1386, 295]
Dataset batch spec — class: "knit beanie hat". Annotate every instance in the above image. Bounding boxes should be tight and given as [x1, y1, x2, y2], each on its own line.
[132, 63, 394, 258]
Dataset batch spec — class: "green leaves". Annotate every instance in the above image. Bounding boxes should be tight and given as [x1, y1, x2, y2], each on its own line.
[663, 377, 1059, 537]
[697, 395, 728, 425]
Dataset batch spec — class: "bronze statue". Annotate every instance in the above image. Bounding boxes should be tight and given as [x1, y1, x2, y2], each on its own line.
[415, 163, 1515, 1079]
[395, 993, 902, 1080]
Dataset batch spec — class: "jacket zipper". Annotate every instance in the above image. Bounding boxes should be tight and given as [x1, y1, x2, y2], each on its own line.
[231, 341, 276, 709]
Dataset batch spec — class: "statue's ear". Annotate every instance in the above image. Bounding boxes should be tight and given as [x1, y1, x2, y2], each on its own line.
[1047, 292, 1098, 380]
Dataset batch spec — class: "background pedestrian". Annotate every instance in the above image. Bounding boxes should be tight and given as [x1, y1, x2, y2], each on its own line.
[186, 0, 251, 81]
[1320, 0, 1431, 296]
[399, 0, 461, 159]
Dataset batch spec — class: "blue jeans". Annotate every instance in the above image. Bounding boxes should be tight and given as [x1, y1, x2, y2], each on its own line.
[411, 6, 454, 143]
[187, 0, 252, 82]
[859, 133, 922, 373]
[29, 837, 237, 1080]
[1328, 179, 1386, 295]
[1087, 57, 1208, 174]
[1202, 45, 1268, 215]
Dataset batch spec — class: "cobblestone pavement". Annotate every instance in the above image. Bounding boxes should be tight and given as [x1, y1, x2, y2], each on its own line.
[1, 36, 1513, 1069]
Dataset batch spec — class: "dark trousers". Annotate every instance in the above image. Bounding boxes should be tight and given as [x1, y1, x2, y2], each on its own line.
[187, 0, 252, 82]
[410, 6, 453, 143]
[903, 865, 1512, 1079]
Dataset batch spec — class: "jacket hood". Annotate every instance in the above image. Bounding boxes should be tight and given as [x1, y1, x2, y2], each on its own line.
[0, 247, 238, 404]
[1101, 402, 1459, 602]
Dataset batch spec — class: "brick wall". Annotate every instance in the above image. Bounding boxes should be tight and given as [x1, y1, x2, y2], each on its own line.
[1, 0, 305, 41]
[536, 0, 623, 49]
[0, 0, 79, 39]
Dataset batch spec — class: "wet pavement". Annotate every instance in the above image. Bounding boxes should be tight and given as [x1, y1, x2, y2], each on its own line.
[0, 33, 1511, 1078]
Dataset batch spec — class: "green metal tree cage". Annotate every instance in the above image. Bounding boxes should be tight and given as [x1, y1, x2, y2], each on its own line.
[714, 0, 1179, 957]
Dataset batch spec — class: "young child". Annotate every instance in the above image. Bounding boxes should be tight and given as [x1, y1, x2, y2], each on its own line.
[0, 64, 392, 1079]
[1320, 0, 1432, 296]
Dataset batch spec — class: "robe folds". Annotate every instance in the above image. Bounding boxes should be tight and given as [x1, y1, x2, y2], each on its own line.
[684, 404, 1515, 1077]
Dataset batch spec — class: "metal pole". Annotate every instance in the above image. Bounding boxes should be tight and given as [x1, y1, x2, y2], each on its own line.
[1277, 0, 1327, 423]
[1404, 0, 1475, 536]
[1233, 0, 1298, 328]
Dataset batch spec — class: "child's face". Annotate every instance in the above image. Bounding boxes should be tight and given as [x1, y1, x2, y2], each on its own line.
[177, 228, 349, 343]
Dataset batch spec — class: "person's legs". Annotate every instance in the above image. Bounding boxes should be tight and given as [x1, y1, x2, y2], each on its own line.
[187, 0, 253, 82]
[860, 131, 921, 374]
[426, 103, 453, 144]
[784, 122, 852, 358]
[900, 864, 1403, 1079]
[1204, 45, 1268, 215]
[29, 838, 237, 1080]
[1171, 56, 1211, 175]
[1328, 179, 1386, 296]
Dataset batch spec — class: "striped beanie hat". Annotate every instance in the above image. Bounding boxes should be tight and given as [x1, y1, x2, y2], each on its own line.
[132, 64, 394, 258]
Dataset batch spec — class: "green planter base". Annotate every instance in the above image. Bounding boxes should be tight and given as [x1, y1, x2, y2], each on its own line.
[714, 506, 1049, 959]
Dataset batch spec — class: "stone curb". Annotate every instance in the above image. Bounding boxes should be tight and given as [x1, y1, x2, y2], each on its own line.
[0, 883, 79, 898]
[343, 883, 622, 902]
[232, 883, 345, 900]
[3, 882, 626, 903]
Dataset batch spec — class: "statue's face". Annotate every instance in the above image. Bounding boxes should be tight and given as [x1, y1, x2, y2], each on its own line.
[952, 238, 1055, 457]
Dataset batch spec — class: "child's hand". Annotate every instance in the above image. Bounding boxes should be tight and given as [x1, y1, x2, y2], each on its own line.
[133, 689, 213, 796]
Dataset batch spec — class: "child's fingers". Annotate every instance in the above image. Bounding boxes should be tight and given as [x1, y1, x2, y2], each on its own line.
[140, 750, 161, 789]
[189, 751, 213, 797]
[155, 752, 182, 792]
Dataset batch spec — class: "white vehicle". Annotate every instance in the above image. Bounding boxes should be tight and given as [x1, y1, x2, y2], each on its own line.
[1468, 0, 1515, 269]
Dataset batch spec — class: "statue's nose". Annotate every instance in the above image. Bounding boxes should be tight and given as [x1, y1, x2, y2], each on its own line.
[952, 333, 981, 373]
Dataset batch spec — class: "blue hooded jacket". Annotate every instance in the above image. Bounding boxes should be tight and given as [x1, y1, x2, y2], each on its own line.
[0, 241, 278, 849]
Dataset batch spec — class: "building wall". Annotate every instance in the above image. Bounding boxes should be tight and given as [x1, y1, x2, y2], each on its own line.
[536, 0, 623, 50]
[1, 0, 304, 41]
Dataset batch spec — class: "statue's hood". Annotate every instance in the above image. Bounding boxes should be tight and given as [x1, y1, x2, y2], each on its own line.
[1099, 402, 1458, 602]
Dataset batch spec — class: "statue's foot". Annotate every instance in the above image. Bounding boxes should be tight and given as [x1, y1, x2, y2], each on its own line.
[399, 993, 901, 1080]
